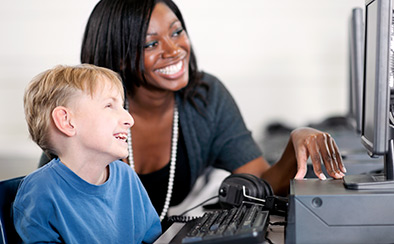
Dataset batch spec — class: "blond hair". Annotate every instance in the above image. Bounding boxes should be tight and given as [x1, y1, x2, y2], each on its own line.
[24, 64, 124, 156]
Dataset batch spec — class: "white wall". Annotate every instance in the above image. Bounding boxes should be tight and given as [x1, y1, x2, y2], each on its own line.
[0, 0, 364, 179]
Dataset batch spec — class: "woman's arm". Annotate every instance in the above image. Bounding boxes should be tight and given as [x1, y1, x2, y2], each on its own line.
[233, 127, 346, 196]
[233, 155, 295, 196]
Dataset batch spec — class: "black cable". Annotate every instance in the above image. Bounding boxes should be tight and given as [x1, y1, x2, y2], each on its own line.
[269, 221, 287, 226]
[264, 230, 275, 244]
[178, 195, 219, 217]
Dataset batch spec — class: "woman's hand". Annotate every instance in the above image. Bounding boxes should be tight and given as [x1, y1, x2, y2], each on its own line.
[290, 127, 346, 180]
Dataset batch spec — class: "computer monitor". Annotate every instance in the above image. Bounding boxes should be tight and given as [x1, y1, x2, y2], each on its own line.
[348, 7, 365, 133]
[343, 0, 394, 190]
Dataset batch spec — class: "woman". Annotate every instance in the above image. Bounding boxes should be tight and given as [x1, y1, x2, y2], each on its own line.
[42, 0, 346, 222]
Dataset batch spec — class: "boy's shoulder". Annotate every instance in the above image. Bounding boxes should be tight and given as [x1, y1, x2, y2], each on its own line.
[13, 159, 63, 210]
[17, 159, 60, 193]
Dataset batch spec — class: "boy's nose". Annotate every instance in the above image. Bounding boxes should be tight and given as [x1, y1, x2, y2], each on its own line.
[123, 110, 134, 128]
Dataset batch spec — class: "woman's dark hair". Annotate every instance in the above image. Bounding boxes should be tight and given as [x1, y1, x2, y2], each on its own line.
[81, 0, 206, 103]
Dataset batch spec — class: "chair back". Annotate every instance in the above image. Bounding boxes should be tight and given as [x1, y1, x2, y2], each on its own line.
[0, 176, 24, 244]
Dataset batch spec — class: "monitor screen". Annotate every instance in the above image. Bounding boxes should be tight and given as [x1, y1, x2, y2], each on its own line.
[348, 7, 364, 133]
[343, 0, 394, 190]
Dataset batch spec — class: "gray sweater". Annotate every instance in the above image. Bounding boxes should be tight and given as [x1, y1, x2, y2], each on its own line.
[176, 72, 262, 187]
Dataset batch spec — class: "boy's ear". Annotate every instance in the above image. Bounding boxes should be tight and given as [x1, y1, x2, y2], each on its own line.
[52, 106, 75, 137]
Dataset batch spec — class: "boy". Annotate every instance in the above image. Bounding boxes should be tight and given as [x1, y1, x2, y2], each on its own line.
[13, 64, 161, 243]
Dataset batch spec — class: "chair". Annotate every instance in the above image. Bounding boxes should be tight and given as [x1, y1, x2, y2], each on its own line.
[0, 176, 24, 244]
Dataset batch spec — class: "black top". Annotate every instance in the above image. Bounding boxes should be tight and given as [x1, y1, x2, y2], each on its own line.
[138, 127, 191, 215]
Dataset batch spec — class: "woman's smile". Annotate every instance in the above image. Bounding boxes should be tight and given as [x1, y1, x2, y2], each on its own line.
[155, 59, 186, 79]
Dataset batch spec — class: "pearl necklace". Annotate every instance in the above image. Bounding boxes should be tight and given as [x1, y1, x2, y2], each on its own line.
[125, 100, 178, 221]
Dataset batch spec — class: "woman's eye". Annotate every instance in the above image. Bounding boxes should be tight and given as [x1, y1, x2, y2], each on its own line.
[144, 41, 158, 49]
[105, 103, 112, 108]
[173, 28, 184, 37]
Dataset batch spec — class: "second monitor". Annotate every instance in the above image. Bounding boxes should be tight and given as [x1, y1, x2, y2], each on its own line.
[344, 0, 394, 190]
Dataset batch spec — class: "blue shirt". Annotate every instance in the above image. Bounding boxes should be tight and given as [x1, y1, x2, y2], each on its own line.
[13, 158, 161, 244]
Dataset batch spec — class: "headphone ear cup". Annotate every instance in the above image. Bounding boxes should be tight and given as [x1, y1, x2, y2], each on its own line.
[240, 174, 265, 199]
[218, 174, 248, 208]
[260, 178, 274, 198]
[239, 174, 274, 199]
[218, 173, 274, 209]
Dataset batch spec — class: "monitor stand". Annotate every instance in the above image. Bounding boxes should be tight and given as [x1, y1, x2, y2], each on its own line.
[343, 139, 394, 190]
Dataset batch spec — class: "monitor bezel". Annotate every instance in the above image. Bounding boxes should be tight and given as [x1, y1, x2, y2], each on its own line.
[361, 0, 392, 156]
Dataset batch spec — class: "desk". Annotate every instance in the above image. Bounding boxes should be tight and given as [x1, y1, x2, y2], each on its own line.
[159, 177, 394, 244]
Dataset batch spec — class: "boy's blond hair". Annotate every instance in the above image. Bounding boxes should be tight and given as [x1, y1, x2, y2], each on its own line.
[24, 64, 124, 156]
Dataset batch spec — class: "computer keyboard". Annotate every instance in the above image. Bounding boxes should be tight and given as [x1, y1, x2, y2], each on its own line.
[168, 203, 270, 244]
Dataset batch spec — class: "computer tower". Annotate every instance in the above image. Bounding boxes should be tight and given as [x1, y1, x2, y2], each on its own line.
[285, 179, 394, 244]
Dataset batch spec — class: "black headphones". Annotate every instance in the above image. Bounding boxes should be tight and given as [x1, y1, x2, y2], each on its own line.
[218, 173, 287, 216]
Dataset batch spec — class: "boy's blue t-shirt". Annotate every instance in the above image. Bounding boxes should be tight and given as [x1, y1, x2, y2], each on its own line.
[13, 158, 161, 244]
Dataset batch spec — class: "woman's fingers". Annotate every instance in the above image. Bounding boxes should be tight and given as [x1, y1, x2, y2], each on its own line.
[292, 128, 346, 180]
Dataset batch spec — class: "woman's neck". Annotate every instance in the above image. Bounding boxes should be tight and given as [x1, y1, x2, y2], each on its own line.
[128, 86, 175, 117]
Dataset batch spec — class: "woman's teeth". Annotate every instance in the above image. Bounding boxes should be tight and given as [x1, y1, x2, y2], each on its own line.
[157, 61, 182, 75]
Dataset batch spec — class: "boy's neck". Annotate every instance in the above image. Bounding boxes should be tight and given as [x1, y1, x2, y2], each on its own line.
[59, 156, 110, 185]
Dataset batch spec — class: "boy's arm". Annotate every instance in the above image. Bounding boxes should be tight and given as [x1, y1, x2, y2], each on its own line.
[142, 212, 162, 244]
[13, 205, 62, 243]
